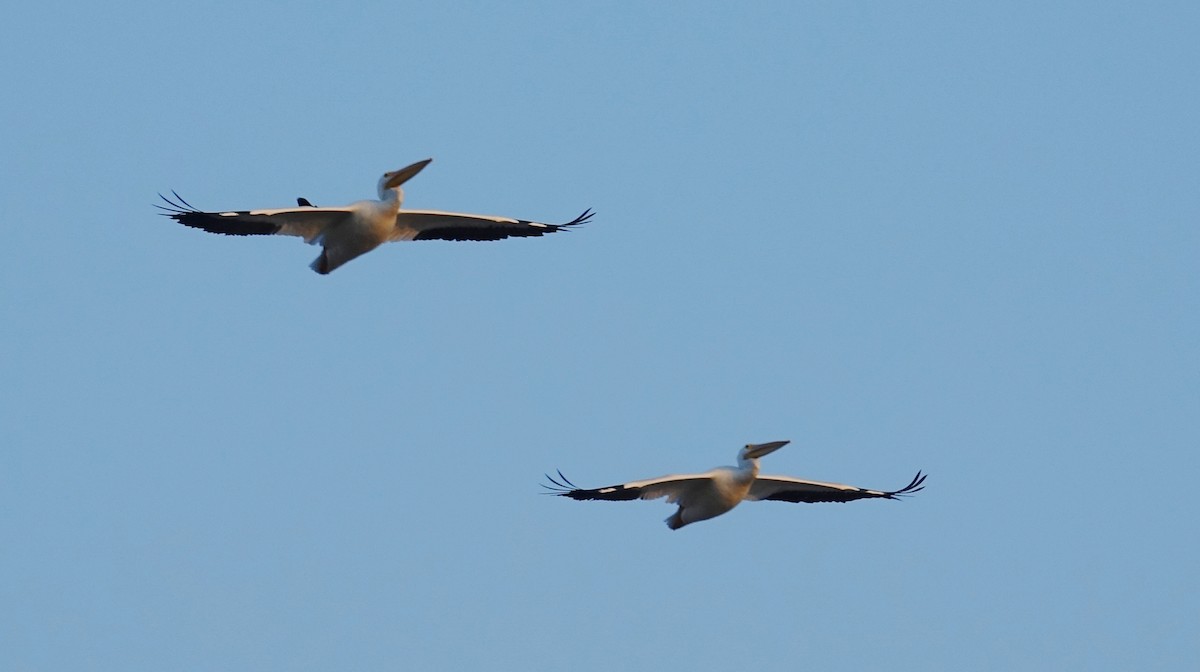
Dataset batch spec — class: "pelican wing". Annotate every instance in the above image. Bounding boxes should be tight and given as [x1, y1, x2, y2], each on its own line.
[543, 471, 712, 504]
[157, 193, 353, 244]
[395, 208, 594, 242]
[747, 471, 927, 504]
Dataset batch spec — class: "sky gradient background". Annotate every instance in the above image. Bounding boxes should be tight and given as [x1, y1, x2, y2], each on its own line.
[2, 2, 1198, 670]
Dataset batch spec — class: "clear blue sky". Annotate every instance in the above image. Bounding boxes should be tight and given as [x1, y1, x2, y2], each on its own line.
[2, 2, 1197, 669]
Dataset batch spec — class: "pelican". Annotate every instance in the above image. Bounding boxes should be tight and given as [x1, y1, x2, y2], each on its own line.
[543, 441, 926, 529]
[157, 158, 594, 274]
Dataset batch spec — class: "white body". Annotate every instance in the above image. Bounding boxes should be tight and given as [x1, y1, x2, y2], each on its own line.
[659, 454, 764, 529]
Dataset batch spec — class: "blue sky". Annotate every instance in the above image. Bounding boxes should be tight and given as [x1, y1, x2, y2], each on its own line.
[2, 2, 1197, 669]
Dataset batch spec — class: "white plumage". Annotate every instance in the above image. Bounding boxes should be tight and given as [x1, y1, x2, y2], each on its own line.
[158, 158, 593, 274]
[544, 440, 926, 529]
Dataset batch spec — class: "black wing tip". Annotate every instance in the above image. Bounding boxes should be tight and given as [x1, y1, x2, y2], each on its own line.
[156, 193, 282, 237]
[412, 208, 595, 241]
[888, 470, 927, 499]
[540, 469, 580, 496]
[561, 208, 595, 228]
[532, 208, 594, 235]
[154, 191, 198, 218]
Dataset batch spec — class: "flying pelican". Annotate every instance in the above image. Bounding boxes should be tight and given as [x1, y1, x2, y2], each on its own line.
[157, 158, 594, 274]
[543, 440, 926, 529]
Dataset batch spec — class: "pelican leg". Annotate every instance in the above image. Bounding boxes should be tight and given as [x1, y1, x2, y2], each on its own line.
[666, 508, 686, 530]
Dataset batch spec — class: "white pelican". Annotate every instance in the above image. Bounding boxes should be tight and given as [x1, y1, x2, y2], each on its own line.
[157, 158, 594, 274]
[543, 441, 926, 529]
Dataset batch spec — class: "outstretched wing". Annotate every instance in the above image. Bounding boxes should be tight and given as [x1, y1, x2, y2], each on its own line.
[542, 470, 712, 505]
[157, 192, 354, 244]
[395, 208, 594, 242]
[747, 471, 927, 504]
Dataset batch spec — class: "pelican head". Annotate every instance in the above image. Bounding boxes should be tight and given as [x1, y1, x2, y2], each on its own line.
[739, 440, 789, 463]
[378, 158, 433, 199]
